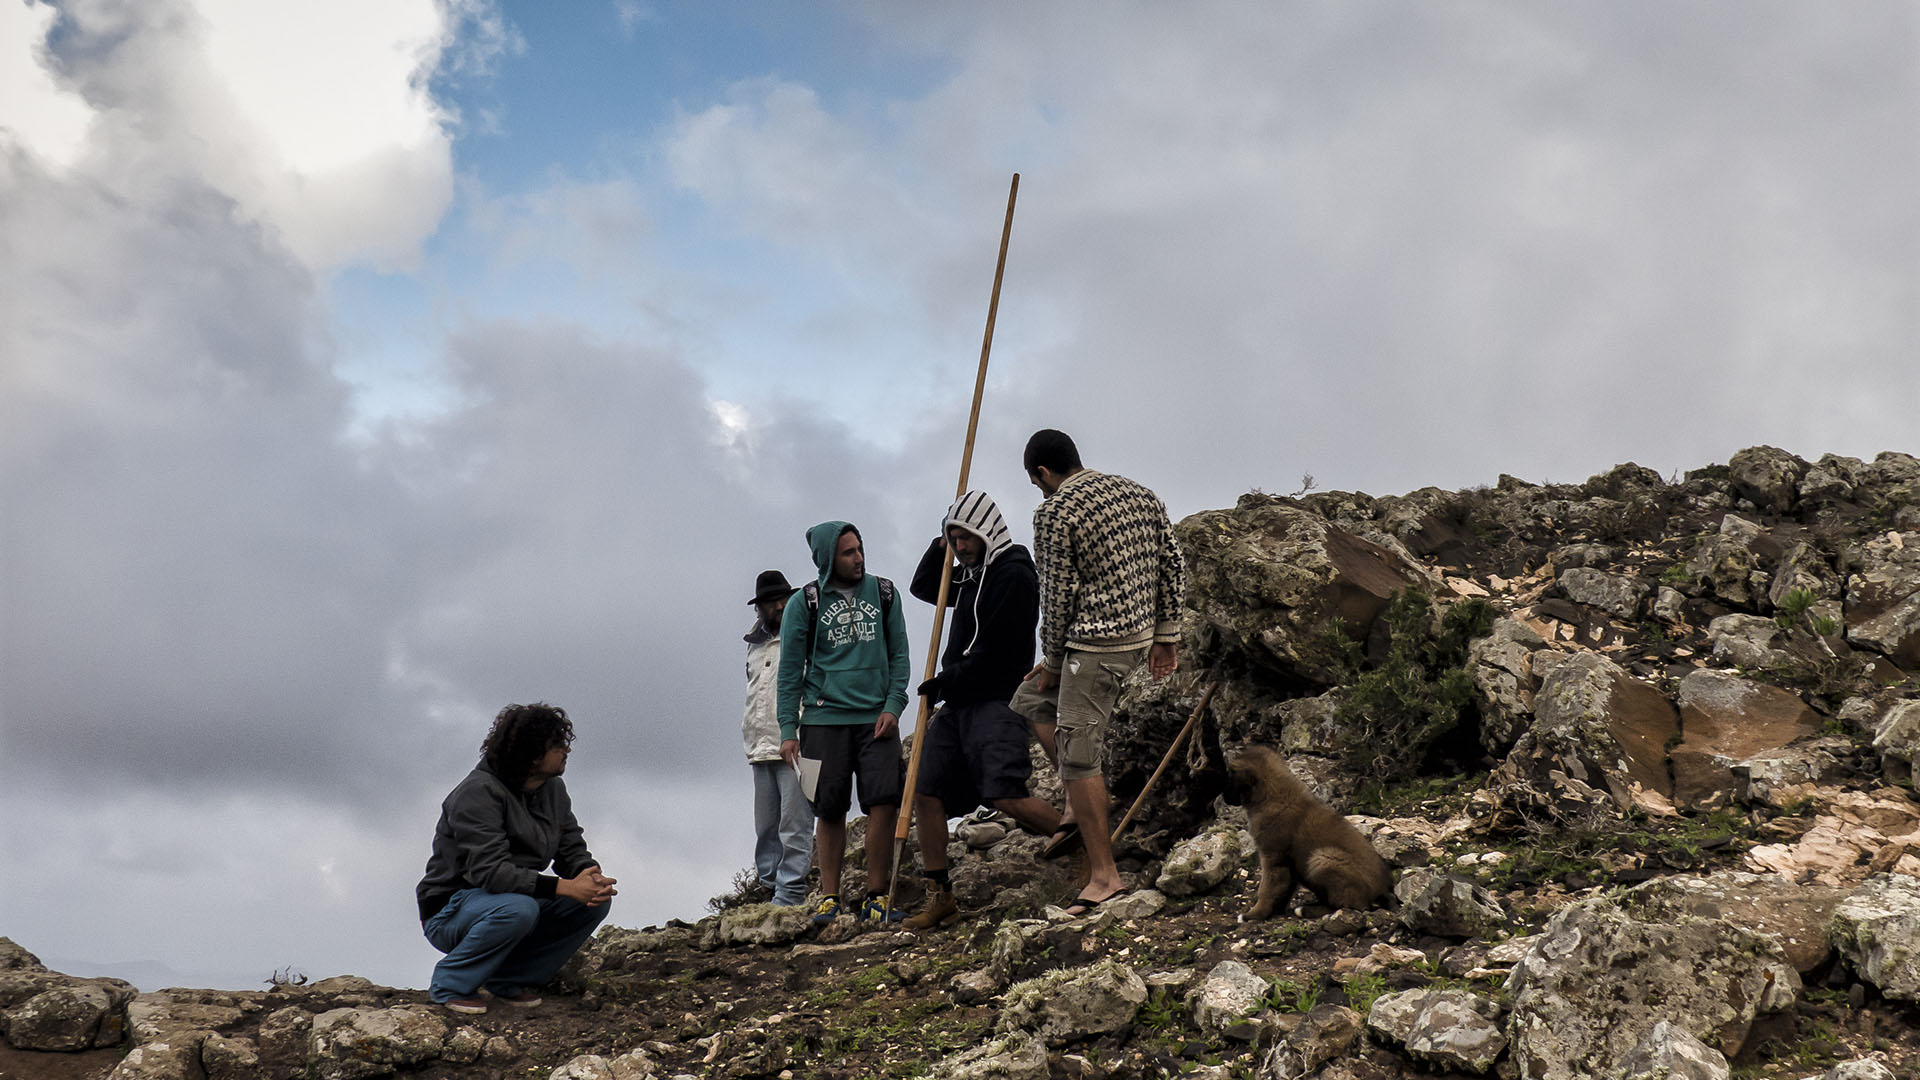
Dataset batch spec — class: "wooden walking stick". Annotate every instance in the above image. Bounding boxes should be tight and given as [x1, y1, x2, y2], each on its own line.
[885, 173, 1020, 916]
[1109, 682, 1217, 843]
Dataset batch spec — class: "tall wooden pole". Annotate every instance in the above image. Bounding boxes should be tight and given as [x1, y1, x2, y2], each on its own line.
[886, 174, 1019, 913]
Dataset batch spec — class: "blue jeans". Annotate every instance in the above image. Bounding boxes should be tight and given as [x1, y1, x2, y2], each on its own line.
[753, 760, 814, 906]
[422, 888, 610, 1002]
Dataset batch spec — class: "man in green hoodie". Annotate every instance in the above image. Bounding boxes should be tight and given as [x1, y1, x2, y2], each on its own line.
[778, 521, 912, 925]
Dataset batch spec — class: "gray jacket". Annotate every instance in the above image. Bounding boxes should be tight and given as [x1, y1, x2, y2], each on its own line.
[416, 765, 596, 921]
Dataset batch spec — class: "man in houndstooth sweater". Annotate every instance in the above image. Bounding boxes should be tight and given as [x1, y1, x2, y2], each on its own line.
[1010, 428, 1187, 915]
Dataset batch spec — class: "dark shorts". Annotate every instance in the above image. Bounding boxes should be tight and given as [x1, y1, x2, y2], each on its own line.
[800, 723, 904, 819]
[917, 700, 1034, 817]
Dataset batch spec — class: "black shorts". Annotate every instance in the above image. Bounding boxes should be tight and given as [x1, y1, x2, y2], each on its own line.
[800, 723, 904, 819]
[917, 700, 1034, 817]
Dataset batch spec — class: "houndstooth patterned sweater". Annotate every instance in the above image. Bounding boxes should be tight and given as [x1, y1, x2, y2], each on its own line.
[1031, 469, 1187, 670]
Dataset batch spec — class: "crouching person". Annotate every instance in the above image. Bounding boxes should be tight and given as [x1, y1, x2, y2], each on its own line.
[417, 702, 617, 1014]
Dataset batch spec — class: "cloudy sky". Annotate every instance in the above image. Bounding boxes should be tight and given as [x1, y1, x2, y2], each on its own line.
[2, 0, 1915, 990]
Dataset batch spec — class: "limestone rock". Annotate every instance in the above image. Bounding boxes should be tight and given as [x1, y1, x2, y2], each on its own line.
[1728, 446, 1808, 515]
[1735, 738, 1852, 811]
[1558, 567, 1650, 621]
[925, 1030, 1049, 1080]
[702, 903, 814, 948]
[547, 1047, 659, 1080]
[1156, 827, 1251, 897]
[1671, 671, 1823, 810]
[1468, 617, 1547, 755]
[1745, 791, 1920, 885]
[1187, 960, 1270, 1040]
[255, 1006, 313, 1068]
[1177, 499, 1432, 685]
[1505, 894, 1799, 1080]
[1365, 989, 1505, 1074]
[1393, 870, 1509, 939]
[1683, 515, 1779, 608]
[997, 959, 1148, 1047]
[1815, 1060, 1898, 1080]
[1707, 614, 1793, 669]
[107, 1039, 204, 1080]
[201, 1034, 261, 1080]
[0, 940, 42, 971]
[1, 978, 136, 1051]
[1260, 1004, 1362, 1080]
[308, 1005, 450, 1080]
[1845, 532, 1920, 668]
[1611, 1019, 1730, 1080]
[1869, 698, 1920, 780]
[1829, 873, 1920, 1002]
[1617, 871, 1845, 974]
[1487, 652, 1676, 824]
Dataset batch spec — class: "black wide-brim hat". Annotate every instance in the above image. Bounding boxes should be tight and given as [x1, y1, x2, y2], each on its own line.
[750, 569, 793, 605]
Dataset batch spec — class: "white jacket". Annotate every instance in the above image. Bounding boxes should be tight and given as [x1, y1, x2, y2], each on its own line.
[743, 623, 783, 762]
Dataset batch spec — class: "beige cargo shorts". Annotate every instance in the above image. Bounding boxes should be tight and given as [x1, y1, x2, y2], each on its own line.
[1009, 646, 1146, 781]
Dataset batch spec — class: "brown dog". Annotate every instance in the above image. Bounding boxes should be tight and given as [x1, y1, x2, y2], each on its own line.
[1225, 746, 1391, 919]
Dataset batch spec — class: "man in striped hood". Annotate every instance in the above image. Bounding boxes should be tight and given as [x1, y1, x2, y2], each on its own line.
[901, 490, 1062, 930]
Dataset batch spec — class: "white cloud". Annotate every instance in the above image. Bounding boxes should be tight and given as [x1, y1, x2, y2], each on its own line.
[0, 0, 95, 169]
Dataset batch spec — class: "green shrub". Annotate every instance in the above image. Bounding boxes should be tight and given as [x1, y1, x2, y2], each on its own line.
[1332, 589, 1491, 782]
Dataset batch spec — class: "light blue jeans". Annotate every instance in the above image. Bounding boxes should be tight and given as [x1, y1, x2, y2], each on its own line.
[422, 888, 609, 1002]
[752, 760, 814, 906]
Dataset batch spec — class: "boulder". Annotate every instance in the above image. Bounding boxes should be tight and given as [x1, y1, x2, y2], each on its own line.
[1260, 1004, 1362, 1080]
[1611, 1019, 1729, 1080]
[201, 1034, 262, 1080]
[925, 1031, 1049, 1080]
[1728, 446, 1808, 515]
[1734, 737, 1852, 811]
[1828, 873, 1920, 1002]
[1187, 961, 1270, 1040]
[1682, 515, 1779, 609]
[1156, 827, 1252, 897]
[1177, 498, 1432, 686]
[1558, 567, 1650, 621]
[1394, 870, 1509, 939]
[1616, 871, 1846, 974]
[549, 1049, 662, 1080]
[1505, 894, 1799, 1080]
[1380, 989, 1506, 1075]
[1486, 652, 1676, 825]
[1815, 1060, 1898, 1080]
[307, 1006, 450, 1080]
[1, 978, 136, 1051]
[702, 903, 814, 948]
[1670, 671, 1823, 810]
[1468, 617, 1548, 755]
[107, 1040, 204, 1080]
[1845, 532, 1920, 668]
[1871, 698, 1920, 780]
[997, 959, 1148, 1047]
[1745, 791, 1920, 885]
[1706, 614, 1794, 669]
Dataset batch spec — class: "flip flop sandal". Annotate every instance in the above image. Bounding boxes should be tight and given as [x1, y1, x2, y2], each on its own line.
[1041, 822, 1083, 860]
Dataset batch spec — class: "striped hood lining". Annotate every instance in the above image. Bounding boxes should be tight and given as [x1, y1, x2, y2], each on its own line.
[944, 490, 1013, 567]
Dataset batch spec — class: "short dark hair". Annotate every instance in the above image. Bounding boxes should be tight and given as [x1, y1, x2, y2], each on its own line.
[481, 702, 574, 789]
[1023, 429, 1081, 476]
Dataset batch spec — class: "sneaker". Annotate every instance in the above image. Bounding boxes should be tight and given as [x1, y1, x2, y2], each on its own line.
[861, 894, 909, 923]
[811, 896, 843, 926]
[441, 997, 487, 1015]
[490, 988, 542, 1008]
[902, 886, 959, 931]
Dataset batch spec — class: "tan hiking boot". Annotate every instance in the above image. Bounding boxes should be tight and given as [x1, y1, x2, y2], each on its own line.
[902, 886, 959, 931]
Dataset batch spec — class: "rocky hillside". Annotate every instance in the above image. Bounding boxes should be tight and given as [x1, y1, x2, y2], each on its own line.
[7, 446, 1920, 1080]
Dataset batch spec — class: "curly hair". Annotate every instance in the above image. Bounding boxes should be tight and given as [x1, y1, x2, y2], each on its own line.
[480, 702, 575, 789]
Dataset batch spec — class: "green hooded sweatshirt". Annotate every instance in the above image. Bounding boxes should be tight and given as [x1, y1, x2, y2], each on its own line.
[776, 521, 911, 741]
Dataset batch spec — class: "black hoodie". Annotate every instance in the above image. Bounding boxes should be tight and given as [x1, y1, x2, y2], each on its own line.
[910, 525, 1038, 707]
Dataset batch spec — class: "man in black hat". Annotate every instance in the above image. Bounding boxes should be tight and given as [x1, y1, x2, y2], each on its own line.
[744, 569, 813, 906]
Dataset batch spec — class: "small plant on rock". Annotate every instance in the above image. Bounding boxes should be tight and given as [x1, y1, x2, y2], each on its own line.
[1333, 588, 1493, 782]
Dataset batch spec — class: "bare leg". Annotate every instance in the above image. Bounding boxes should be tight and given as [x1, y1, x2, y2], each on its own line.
[1064, 775, 1123, 906]
[816, 817, 847, 900]
[915, 796, 949, 873]
[990, 796, 1061, 838]
[864, 804, 898, 893]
